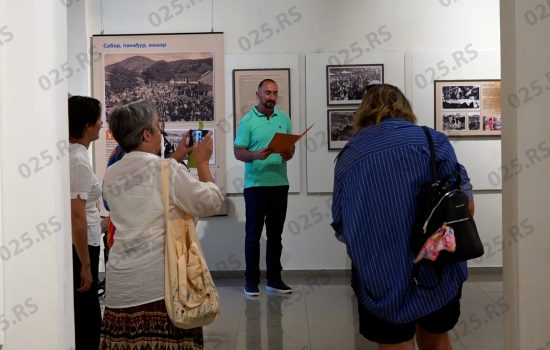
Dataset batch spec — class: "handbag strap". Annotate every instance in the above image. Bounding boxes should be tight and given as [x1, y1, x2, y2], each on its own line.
[414, 127, 463, 289]
[421, 126, 462, 189]
[421, 126, 438, 181]
[414, 127, 444, 290]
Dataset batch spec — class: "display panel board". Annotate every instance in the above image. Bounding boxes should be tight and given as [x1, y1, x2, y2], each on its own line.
[91, 33, 226, 214]
[434, 79, 501, 137]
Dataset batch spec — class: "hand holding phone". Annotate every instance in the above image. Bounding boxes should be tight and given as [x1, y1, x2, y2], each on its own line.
[189, 129, 209, 146]
[191, 130, 213, 165]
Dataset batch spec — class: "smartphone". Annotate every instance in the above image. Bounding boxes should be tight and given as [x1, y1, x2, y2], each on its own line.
[189, 129, 208, 146]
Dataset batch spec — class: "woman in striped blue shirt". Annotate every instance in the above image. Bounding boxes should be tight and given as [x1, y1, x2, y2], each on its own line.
[332, 84, 474, 350]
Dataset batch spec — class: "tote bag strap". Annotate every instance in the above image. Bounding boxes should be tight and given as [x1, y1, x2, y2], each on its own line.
[160, 159, 203, 253]
[160, 159, 171, 223]
[160, 159, 195, 221]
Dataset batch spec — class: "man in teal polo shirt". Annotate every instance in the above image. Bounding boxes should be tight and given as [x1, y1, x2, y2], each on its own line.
[234, 79, 294, 296]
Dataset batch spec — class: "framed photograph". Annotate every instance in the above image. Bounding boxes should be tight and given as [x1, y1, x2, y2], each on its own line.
[327, 109, 356, 150]
[434, 80, 501, 136]
[326, 64, 384, 106]
[232, 68, 291, 137]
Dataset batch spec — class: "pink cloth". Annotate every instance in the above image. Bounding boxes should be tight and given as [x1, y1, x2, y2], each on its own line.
[414, 225, 456, 263]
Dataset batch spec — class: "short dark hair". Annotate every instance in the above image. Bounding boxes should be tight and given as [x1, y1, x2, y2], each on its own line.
[108, 100, 157, 152]
[258, 78, 277, 90]
[68, 96, 101, 139]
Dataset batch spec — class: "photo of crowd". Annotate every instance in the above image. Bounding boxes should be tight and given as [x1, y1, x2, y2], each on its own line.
[104, 53, 214, 123]
[441, 85, 480, 109]
[442, 112, 466, 131]
[327, 64, 384, 105]
[328, 109, 356, 149]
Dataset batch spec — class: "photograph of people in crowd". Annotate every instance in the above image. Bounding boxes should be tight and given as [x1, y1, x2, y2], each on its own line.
[442, 85, 480, 109]
[328, 109, 356, 149]
[327, 64, 383, 105]
[104, 52, 214, 124]
[442, 112, 466, 131]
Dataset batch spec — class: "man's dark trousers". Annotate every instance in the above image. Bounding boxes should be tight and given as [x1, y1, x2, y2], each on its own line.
[243, 185, 289, 285]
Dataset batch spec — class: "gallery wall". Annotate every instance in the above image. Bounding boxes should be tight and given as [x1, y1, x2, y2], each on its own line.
[68, 0, 502, 270]
[1, 1, 75, 349]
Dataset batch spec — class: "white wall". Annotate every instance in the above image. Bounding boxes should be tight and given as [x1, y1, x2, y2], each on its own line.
[501, 0, 550, 348]
[74, 0, 501, 271]
[0, 1, 74, 349]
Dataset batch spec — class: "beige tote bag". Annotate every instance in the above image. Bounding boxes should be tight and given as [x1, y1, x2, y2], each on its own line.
[160, 160, 220, 329]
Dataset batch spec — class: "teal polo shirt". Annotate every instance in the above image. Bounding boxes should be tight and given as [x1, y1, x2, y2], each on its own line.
[234, 107, 292, 188]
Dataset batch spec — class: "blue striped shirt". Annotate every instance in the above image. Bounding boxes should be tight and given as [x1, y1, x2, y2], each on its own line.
[332, 118, 470, 324]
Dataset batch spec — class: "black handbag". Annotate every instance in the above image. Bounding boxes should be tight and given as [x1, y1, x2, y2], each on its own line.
[411, 126, 484, 288]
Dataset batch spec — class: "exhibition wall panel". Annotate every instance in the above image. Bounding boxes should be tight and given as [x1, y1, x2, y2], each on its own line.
[412, 50, 501, 190]
[305, 52, 405, 193]
[224, 54, 301, 194]
[197, 195, 350, 271]
[450, 139, 502, 190]
[468, 193, 503, 267]
[412, 50, 503, 266]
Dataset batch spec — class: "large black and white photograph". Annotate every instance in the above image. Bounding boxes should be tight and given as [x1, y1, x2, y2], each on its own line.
[434, 80, 501, 136]
[441, 85, 480, 109]
[104, 52, 214, 123]
[326, 64, 384, 106]
[442, 112, 466, 131]
[327, 109, 356, 150]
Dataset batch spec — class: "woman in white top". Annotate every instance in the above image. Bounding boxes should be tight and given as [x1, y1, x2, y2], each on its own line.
[100, 101, 223, 350]
[68, 96, 103, 350]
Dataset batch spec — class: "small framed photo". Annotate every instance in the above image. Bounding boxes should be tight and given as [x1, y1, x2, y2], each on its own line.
[326, 64, 384, 106]
[434, 80, 501, 136]
[232, 68, 291, 138]
[327, 109, 356, 150]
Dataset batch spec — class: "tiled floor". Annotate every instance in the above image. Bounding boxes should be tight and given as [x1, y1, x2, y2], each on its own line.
[99, 272, 503, 349]
[199, 273, 503, 350]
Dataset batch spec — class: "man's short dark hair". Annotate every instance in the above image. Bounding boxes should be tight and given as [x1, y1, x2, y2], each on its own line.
[258, 79, 277, 90]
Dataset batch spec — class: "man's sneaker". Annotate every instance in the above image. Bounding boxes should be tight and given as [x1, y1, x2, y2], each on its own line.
[266, 280, 292, 294]
[244, 284, 260, 297]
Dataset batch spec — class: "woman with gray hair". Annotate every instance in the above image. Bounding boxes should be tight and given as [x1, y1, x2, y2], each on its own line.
[99, 101, 223, 350]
